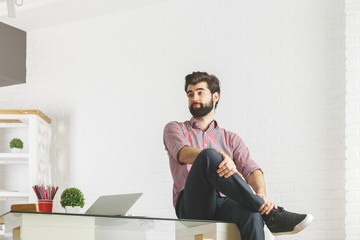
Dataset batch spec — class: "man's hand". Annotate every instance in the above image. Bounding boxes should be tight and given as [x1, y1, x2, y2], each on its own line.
[257, 193, 278, 215]
[217, 151, 241, 178]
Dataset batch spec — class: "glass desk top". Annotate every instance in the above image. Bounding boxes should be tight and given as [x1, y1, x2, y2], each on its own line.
[0, 211, 234, 240]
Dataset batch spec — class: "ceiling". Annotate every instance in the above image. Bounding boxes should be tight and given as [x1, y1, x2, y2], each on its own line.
[0, 0, 169, 31]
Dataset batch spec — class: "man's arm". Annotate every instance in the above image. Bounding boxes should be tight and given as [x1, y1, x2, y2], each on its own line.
[178, 146, 202, 164]
[247, 169, 278, 215]
[247, 169, 266, 195]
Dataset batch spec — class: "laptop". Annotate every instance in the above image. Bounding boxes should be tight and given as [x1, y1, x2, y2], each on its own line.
[85, 193, 142, 216]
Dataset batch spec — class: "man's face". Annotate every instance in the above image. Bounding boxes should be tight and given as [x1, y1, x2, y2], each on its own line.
[186, 82, 216, 118]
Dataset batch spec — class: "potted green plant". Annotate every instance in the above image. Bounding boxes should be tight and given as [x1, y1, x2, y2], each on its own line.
[9, 138, 24, 153]
[60, 187, 85, 213]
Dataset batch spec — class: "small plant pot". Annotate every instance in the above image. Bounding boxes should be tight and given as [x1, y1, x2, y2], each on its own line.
[10, 148, 22, 153]
[65, 206, 81, 213]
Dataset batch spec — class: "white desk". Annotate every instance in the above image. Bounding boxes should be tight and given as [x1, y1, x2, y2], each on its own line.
[0, 212, 234, 240]
[1, 211, 274, 240]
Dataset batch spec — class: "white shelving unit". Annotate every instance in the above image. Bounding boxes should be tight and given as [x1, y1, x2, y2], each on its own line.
[0, 110, 51, 206]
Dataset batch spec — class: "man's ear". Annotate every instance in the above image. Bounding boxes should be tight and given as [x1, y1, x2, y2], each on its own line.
[213, 92, 220, 103]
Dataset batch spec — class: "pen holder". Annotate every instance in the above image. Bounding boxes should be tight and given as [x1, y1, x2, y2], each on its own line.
[38, 200, 53, 213]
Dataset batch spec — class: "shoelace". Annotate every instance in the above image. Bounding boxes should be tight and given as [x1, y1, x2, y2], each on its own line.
[273, 207, 296, 224]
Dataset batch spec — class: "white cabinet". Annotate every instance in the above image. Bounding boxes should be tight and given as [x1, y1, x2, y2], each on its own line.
[0, 110, 51, 213]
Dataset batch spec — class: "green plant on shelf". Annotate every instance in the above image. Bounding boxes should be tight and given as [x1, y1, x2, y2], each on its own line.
[9, 138, 23, 149]
[60, 187, 85, 208]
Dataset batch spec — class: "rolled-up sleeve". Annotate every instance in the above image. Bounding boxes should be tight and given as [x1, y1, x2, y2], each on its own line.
[163, 121, 191, 162]
[231, 133, 262, 180]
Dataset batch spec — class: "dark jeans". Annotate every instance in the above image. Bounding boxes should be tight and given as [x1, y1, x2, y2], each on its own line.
[175, 148, 265, 240]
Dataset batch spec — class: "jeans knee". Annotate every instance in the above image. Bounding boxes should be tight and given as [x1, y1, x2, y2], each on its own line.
[201, 148, 219, 156]
[196, 148, 222, 166]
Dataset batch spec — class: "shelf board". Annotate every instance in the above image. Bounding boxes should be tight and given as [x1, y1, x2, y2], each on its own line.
[0, 153, 29, 164]
[0, 192, 29, 200]
[0, 119, 22, 123]
[0, 153, 29, 158]
[0, 159, 28, 164]
[0, 110, 51, 124]
[0, 122, 28, 128]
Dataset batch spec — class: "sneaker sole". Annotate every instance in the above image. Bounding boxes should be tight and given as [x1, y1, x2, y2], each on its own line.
[272, 214, 314, 236]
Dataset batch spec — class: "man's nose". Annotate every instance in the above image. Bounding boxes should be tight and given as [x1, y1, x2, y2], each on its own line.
[193, 94, 199, 102]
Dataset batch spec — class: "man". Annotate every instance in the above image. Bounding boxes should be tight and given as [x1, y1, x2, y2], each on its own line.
[163, 72, 313, 240]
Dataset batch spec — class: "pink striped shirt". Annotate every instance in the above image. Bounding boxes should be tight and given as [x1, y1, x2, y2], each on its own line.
[163, 117, 261, 207]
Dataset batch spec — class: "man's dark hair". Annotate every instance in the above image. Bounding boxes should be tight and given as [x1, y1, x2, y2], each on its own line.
[185, 71, 221, 108]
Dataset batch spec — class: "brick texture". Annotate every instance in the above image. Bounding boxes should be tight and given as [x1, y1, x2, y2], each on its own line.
[346, 0, 360, 239]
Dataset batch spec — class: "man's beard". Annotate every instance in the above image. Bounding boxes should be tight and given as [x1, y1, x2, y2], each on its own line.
[189, 100, 214, 118]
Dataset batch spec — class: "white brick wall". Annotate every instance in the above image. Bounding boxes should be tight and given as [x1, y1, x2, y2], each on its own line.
[0, 0, 346, 239]
[345, 0, 360, 239]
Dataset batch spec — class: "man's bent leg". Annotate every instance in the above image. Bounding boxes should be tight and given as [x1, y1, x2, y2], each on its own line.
[178, 148, 264, 219]
[177, 149, 219, 219]
[178, 148, 313, 237]
[216, 197, 265, 240]
[194, 148, 264, 211]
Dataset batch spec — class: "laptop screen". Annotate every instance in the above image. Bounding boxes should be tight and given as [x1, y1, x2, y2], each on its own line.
[85, 193, 142, 216]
